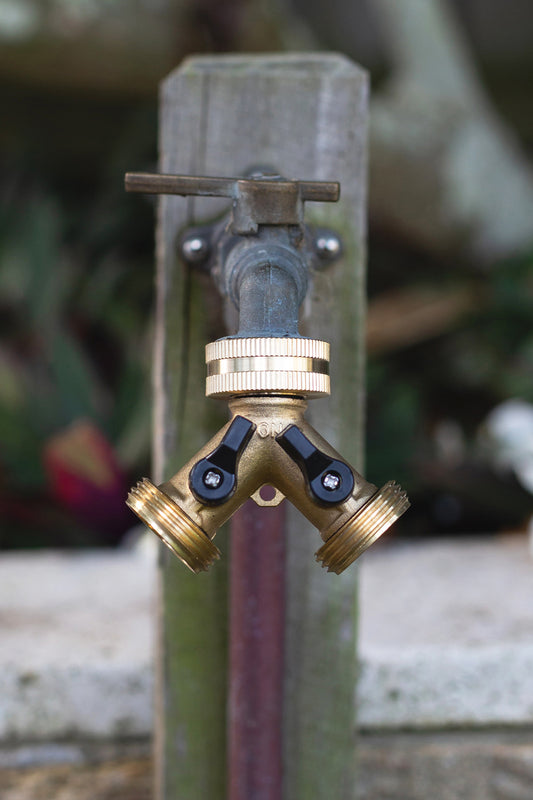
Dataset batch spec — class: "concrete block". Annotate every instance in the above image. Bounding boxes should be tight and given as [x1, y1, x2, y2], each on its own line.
[1, 534, 533, 743]
[0, 550, 155, 741]
[358, 534, 533, 729]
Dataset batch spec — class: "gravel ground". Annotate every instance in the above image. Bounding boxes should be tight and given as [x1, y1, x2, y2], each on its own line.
[0, 758, 152, 800]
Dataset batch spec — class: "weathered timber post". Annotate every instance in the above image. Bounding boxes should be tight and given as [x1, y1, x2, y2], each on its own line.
[155, 54, 369, 799]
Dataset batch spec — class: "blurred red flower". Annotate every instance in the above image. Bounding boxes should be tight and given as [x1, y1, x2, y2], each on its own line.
[43, 420, 131, 543]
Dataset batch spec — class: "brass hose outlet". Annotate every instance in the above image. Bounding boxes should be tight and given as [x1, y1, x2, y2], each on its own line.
[315, 481, 409, 574]
[127, 478, 220, 573]
[127, 343, 410, 574]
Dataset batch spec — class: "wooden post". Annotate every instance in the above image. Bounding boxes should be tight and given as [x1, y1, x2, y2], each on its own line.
[155, 54, 368, 799]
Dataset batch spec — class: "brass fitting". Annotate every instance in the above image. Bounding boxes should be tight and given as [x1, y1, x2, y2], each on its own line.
[128, 386, 409, 574]
[205, 337, 330, 398]
[125, 171, 410, 573]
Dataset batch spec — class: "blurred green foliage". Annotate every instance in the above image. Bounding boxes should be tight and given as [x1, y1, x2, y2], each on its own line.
[0, 99, 157, 547]
[366, 243, 533, 534]
[1, 77, 532, 547]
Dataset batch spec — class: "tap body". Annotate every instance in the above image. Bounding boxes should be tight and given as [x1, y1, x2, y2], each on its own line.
[125, 170, 410, 573]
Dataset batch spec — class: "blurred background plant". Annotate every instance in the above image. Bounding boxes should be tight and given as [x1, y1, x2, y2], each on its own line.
[1, 0, 532, 548]
[0, 100, 156, 546]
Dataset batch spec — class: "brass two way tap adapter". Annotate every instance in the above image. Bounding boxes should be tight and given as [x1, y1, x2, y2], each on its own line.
[125, 171, 409, 573]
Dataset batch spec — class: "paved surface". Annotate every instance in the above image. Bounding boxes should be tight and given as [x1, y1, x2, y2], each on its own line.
[358, 534, 533, 729]
[1, 534, 533, 741]
[0, 549, 154, 740]
[0, 756, 152, 800]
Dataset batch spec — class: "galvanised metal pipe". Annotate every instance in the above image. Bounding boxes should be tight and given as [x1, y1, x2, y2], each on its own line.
[236, 262, 301, 337]
[228, 499, 286, 800]
[223, 231, 308, 338]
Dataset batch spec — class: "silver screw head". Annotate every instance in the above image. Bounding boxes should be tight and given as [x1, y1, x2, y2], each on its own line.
[315, 233, 342, 261]
[322, 472, 341, 491]
[181, 236, 210, 263]
[203, 469, 222, 489]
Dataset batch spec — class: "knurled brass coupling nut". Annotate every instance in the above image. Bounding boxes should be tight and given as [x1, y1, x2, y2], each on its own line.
[205, 337, 330, 398]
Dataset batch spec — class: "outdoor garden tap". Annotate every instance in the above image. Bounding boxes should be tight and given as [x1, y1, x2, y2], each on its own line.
[125, 170, 410, 573]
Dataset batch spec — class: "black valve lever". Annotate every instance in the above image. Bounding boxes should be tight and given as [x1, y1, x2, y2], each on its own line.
[276, 425, 354, 506]
[190, 416, 255, 504]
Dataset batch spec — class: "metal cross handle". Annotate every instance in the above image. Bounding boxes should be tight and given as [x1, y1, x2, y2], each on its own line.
[125, 171, 340, 233]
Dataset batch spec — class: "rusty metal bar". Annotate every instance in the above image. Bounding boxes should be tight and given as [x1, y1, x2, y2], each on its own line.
[228, 499, 286, 800]
[125, 171, 340, 204]
[125, 172, 236, 197]
[299, 180, 340, 202]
